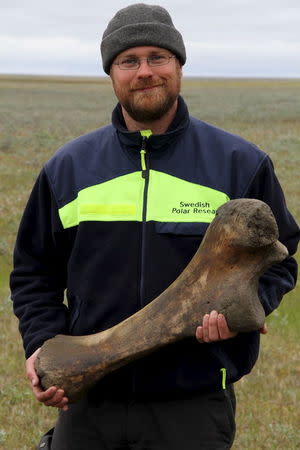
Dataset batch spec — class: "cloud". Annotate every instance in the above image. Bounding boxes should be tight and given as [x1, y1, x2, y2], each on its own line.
[186, 39, 300, 77]
[1, 35, 101, 75]
[1, 0, 300, 77]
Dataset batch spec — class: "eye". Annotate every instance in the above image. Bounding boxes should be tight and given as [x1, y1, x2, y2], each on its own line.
[119, 57, 139, 68]
[149, 55, 168, 64]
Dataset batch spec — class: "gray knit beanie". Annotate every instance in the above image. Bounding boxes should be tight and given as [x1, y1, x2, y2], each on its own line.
[101, 3, 186, 74]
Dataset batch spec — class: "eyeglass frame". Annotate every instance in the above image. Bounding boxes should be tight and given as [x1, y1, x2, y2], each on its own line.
[112, 54, 177, 70]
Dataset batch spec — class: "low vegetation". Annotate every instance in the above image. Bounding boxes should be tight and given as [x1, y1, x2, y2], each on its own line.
[0, 75, 299, 449]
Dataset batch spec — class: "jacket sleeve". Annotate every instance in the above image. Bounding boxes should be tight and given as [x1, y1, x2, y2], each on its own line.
[244, 155, 299, 315]
[10, 168, 72, 358]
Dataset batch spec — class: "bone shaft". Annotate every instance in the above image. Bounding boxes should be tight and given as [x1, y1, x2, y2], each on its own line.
[94, 288, 192, 373]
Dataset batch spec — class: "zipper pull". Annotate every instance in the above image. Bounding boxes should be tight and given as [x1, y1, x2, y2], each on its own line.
[140, 138, 147, 177]
[140, 130, 152, 178]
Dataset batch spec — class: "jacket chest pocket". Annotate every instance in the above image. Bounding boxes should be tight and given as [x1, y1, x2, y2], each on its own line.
[155, 221, 209, 238]
[144, 221, 211, 311]
[153, 221, 210, 286]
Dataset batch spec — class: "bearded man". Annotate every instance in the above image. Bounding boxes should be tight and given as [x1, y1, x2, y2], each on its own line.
[10, 4, 299, 449]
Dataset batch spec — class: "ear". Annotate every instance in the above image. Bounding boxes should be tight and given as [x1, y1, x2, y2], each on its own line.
[109, 66, 116, 86]
[177, 60, 183, 78]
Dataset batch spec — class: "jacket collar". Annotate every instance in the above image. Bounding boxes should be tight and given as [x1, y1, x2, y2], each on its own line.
[111, 95, 190, 152]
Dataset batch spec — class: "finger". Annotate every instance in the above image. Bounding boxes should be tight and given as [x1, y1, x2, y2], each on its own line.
[202, 314, 210, 342]
[37, 388, 69, 409]
[43, 389, 66, 407]
[208, 310, 220, 341]
[52, 397, 69, 410]
[56, 399, 69, 411]
[34, 386, 59, 403]
[218, 314, 237, 340]
[195, 326, 204, 342]
[46, 393, 69, 410]
[45, 396, 68, 408]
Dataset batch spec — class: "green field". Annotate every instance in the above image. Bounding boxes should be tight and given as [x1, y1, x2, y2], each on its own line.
[0, 75, 299, 449]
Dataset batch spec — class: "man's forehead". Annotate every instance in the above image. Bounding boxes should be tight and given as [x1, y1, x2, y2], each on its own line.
[117, 46, 169, 57]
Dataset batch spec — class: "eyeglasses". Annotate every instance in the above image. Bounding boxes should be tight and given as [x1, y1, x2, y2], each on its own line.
[113, 54, 176, 70]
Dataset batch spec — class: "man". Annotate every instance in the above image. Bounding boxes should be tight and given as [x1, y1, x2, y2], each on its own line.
[10, 3, 299, 450]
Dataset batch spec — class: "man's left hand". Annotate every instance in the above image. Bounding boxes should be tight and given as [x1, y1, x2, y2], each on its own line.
[195, 310, 268, 343]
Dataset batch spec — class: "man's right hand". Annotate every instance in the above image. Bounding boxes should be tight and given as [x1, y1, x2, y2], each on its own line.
[26, 348, 69, 411]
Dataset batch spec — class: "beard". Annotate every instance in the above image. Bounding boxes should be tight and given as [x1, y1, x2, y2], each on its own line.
[112, 71, 181, 124]
[123, 83, 179, 123]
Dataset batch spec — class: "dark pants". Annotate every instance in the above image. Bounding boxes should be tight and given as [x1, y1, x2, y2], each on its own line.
[47, 386, 236, 450]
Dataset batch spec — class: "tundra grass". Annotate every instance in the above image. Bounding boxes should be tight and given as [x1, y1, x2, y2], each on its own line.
[0, 75, 299, 449]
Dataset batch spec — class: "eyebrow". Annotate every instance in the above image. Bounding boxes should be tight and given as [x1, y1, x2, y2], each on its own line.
[120, 50, 169, 58]
[119, 54, 138, 59]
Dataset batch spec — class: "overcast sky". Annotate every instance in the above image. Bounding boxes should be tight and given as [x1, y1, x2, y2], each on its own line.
[1, 0, 300, 77]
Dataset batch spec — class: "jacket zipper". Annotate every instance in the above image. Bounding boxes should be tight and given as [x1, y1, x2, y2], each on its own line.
[139, 130, 152, 308]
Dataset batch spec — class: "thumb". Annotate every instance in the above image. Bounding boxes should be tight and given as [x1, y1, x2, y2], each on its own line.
[260, 324, 268, 334]
[26, 348, 41, 386]
[30, 374, 39, 387]
[26, 365, 39, 386]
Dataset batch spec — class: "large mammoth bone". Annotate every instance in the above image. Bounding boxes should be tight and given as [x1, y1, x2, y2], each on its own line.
[35, 199, 288, 402]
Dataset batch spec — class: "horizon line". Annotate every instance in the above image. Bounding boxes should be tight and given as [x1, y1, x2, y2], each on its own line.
[1, 72, 300, 81]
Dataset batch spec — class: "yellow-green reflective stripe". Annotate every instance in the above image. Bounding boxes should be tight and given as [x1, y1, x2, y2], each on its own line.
[220, 367, 227, 389]
[80, 204, 136, 216]
[59, 197, 79, 229]
[58, 171, 144, 228]
[58, 169, 229, 228]
[147, 170, 229, 222]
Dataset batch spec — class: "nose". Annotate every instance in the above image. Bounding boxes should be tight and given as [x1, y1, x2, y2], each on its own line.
[135, 59, 154, 77]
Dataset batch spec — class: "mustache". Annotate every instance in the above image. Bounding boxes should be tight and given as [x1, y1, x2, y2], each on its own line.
[130, 78, 164, 91]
